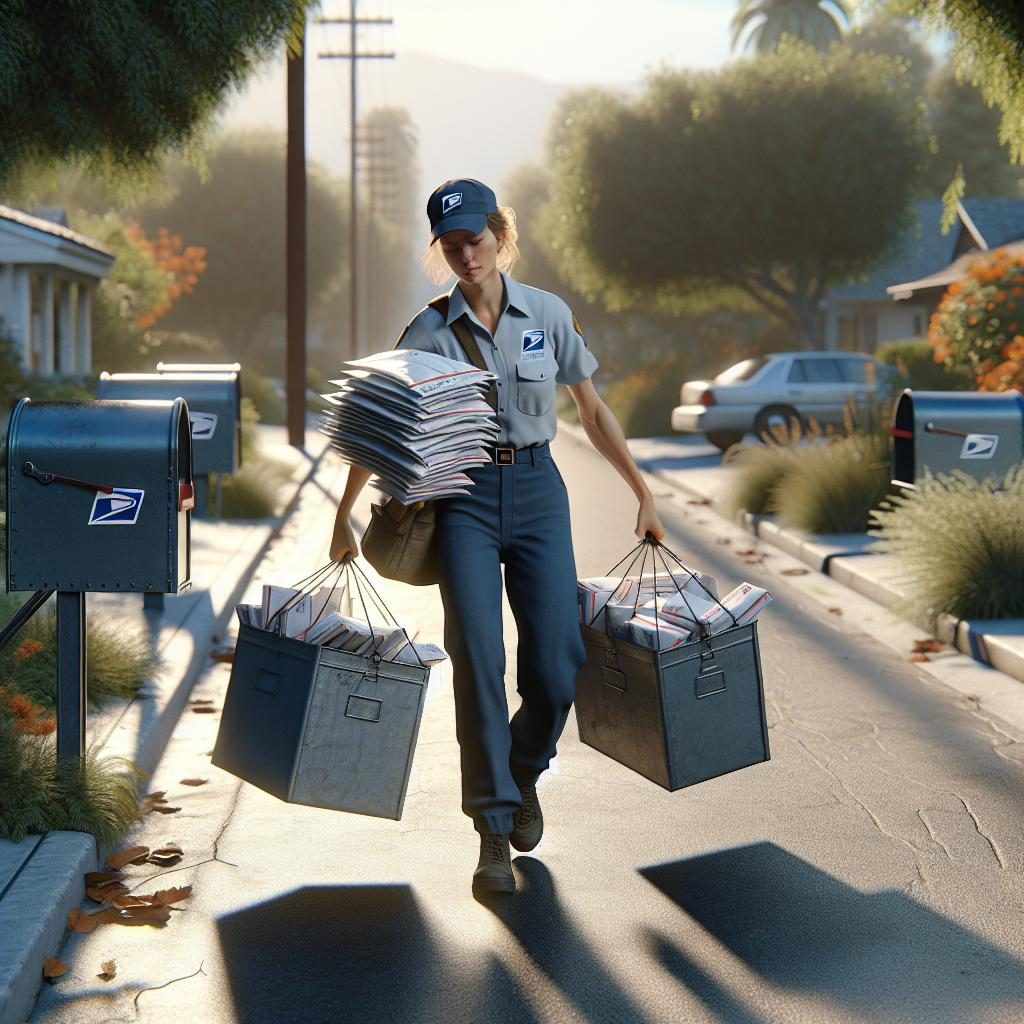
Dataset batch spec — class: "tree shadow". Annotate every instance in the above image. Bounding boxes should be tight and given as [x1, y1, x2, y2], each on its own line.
[216, 884, 538, 1024]
[484, 856, 655, 1024]
[640, 842, 1024, 1024]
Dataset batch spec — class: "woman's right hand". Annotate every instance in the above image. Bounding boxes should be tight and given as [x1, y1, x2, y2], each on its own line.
[329, 513, 359, 563]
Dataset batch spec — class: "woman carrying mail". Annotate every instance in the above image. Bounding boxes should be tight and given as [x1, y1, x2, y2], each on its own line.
[330, 178, 666, 897]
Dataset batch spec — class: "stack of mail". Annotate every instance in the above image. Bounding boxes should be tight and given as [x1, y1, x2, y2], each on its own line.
[320, 349, 500, 503]
[577, 568, 718, 633]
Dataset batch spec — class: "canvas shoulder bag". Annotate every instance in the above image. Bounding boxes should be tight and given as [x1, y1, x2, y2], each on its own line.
[359, 295, 497, 586]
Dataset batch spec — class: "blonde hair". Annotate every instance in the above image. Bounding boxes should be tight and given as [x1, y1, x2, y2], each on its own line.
[420, 206, 520, 286]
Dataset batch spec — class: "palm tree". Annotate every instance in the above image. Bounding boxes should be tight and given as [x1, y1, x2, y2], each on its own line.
[731, 0, 852, 54]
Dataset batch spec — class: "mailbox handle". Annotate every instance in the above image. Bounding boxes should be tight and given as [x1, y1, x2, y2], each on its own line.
[924, 422, 970, 439]
[22, 461, 114, 494]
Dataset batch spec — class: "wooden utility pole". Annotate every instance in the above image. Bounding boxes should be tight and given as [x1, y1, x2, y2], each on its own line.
[318, 3, 394, 360]
[285, 25, 307, 449]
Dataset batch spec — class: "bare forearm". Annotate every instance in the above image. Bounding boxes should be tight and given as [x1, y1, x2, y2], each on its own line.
[579, 401, 652, 504]
[339, 463, 373, 514]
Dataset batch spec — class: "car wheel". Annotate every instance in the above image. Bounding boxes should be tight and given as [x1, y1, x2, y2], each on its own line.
[754, 404, 800, 442]
[705, 430, 744, 452]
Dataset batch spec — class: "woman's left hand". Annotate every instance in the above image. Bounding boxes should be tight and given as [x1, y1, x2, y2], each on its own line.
[635, 495, 666, 543]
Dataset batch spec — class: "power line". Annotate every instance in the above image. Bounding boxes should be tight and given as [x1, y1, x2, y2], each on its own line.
[317, 4, 395, 360]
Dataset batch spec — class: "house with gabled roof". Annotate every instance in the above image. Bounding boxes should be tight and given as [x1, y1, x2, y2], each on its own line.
[0, 205, 115, 374]
[822, 198, 1024, 351]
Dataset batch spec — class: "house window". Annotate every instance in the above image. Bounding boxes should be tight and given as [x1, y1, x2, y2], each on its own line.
[913, 313, 924, 337]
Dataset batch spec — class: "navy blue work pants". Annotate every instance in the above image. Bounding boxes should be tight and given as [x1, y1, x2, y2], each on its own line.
[435, 442, 586, 835]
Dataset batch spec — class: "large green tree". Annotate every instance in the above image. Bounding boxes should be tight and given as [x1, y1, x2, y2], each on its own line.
[133, 131, 347, 368]
[0, 0, 315, 186]
[731, 0, 852, 53]
[542, 42, 929, 348]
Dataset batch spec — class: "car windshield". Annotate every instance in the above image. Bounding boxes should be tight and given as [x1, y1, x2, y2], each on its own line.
[713, 357, 769, 385]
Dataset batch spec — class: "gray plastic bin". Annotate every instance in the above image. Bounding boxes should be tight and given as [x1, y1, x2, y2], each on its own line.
[574, 622, 770, 790]
[6, 397, 193, 593]
[891, 388, 1024, 489]
[211, 623, 429, 819]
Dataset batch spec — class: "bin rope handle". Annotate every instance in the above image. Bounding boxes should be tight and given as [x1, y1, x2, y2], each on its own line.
[22, 461, 114, 494]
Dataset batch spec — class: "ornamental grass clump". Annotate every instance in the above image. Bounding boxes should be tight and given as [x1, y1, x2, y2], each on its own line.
[722, 442, 801, 517]
[871, 467, 1024, 623]
[0, 704, 143, 843]
[772, 434, 890, 534]
[0, 599, 157, 709]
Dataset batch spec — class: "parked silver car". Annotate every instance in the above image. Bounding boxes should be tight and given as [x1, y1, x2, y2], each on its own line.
[671, 351, 893, 451]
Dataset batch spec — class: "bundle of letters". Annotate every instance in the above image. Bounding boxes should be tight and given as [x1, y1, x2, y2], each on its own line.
[320, 349, 500, 504]
[578, 570, 773, 652]
[236, 584, 447, 666]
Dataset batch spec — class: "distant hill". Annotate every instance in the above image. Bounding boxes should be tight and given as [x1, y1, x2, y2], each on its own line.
[217, 50, 582, 202]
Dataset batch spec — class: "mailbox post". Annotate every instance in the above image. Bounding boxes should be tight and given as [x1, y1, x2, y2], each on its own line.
[5, 398, 193, 761]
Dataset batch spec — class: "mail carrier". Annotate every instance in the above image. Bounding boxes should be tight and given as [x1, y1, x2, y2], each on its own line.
[97, 371, 240, 477]
[6, 398, 194, 593]
[891, 388, 1024, 489]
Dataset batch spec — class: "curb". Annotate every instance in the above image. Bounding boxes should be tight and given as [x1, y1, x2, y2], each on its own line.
[0, 429, 328, 1024]
[557, 419, 1024, 686]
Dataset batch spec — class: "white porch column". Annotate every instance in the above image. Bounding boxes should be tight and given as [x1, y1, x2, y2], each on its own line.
[13, 267, 32, 371]
[40, 272, 55, 374]
[57, 280, 75, 373]
[77, 284, 93, 373]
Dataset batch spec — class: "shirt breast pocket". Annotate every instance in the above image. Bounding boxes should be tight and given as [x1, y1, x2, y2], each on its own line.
[515, 360, 555, 416]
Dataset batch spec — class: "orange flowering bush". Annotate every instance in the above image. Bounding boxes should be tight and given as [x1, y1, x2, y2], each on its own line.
[0, 684, 55, 736]
[928, 247, 1024, 392]
[126, 224, 207, 331]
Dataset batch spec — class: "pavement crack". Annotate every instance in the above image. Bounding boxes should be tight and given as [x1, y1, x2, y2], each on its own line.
[956, 793, 1007, 869]
[132, 961, 207, 1011]
[212, 778, 245, 862]
[916, 809, 957, 863]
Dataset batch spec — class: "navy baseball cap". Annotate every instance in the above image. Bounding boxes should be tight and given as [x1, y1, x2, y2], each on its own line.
[427, 178, 497, 239]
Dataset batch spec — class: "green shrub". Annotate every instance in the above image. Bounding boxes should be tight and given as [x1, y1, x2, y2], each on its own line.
[0, 714, 142, 844]
[773, 434, 890, 533]
[0, 597, 158, 708]
[871, 467, 1024, 623]
[876, 339, 975, 391]
[602, 356, 690, 438]
[218, 456, 294, 518]
[722, 443, 800, 517]
[244, 370, 285, 426]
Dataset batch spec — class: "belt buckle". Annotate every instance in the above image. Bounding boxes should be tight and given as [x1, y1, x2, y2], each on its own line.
[495, 446, 515, 465]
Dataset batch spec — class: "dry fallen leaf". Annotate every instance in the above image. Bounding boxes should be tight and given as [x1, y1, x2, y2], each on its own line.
[107, 846, 150, 870]
[67, 907, 119, 933]
[781, 568, 810, 576]
[190, 698, 215, 705]
[86, 882, 130, 904]
[910, 653, 931, 663]
[686, 498, 712, 507]
[97, 960, 117, 983]
[148, 843, 184, 866]
[153, 885, 193, 906]
[828, 607, 844, 616]
[116, 904, 172, 927]
[736, 549, 758, 557]
[913, 638, 944, 653]
[112, 894, 154, 910]
[191, 706, 218, 714]
[140, 791, 169, 814]
[43, 957, 68, 980]
[150, 805, 182, 815]
[210, 646, 235, 663]
[179, 778, 208, 786]
[84, 870, 123, 887]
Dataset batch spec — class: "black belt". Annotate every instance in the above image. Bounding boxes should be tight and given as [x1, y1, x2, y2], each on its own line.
[487, 441, 550, 465]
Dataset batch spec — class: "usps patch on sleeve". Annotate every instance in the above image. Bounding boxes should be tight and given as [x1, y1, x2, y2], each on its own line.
[88, 488, 145, 526]
[521, 329, 546, 362]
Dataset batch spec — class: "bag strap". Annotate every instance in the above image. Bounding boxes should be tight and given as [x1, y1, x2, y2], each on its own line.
[427, 294, 498, 413]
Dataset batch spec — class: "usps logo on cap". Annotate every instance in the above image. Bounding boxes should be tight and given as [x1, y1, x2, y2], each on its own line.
[441, 192, 463, 215]
[960, 433, 999, 459]
[189, 411, 218, 441]
[88, 487, 145, 526]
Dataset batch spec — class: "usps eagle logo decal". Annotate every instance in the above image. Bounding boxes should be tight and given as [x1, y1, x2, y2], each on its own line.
[88, 488, 145, 526]
[441, 193, 463, 214]
[521, 329, 546, 362]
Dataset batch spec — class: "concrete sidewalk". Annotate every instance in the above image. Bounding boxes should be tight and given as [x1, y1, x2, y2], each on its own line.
[599, 427, 1024, 687]
[0, 425, 328, 1024]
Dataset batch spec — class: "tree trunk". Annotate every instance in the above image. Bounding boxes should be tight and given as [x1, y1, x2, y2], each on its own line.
[789, 295, 822, 350]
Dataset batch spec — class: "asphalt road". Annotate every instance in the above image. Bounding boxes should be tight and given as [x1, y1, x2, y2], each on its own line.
[31, 430, 1024, 1024]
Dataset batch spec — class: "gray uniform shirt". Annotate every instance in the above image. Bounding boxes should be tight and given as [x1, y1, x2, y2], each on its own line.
[395, 272, 599, 448]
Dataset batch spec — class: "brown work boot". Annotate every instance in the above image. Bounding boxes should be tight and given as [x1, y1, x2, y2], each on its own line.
[472, 831, 515, 896]
[510, 783, 543, 852]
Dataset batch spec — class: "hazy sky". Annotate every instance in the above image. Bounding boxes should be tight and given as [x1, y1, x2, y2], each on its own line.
[310, 0, 746, 84]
